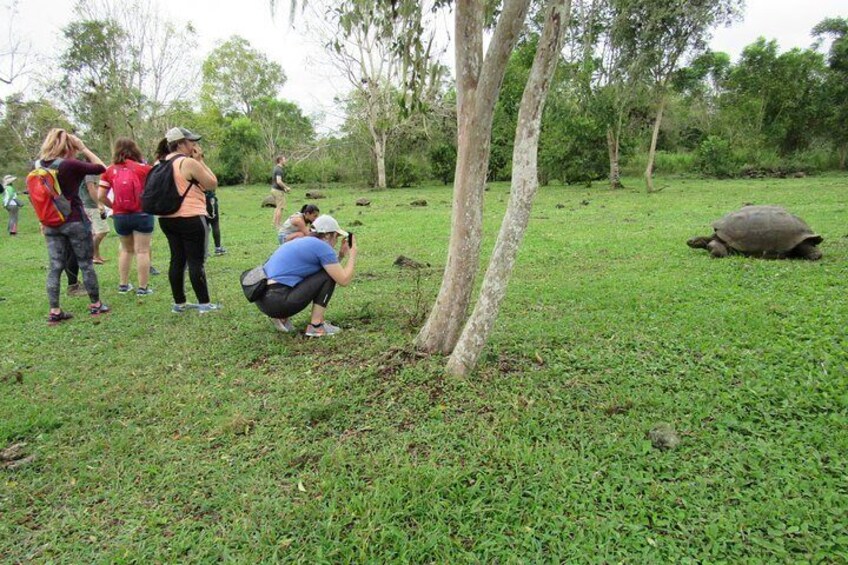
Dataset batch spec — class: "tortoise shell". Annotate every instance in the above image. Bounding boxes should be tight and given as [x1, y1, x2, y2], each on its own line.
[713, 205, 822, 253]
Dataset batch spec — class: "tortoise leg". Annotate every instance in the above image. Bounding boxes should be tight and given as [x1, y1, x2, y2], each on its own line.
[687, 236, 713, 249]
[792, 242, 822, 261]
[707, 240, 729, 258]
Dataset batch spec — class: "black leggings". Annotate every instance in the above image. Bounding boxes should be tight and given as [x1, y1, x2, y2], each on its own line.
[255, 270, 336, 319]
[158, 216, 210, 304]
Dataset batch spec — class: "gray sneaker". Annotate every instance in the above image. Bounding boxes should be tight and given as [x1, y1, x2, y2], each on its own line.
[305, 321, 341, 337]
[197, 303, 222, 314]
[272, 318, 294, 332]
[136, 287, 153, 296]
[118, 284, 134, 294]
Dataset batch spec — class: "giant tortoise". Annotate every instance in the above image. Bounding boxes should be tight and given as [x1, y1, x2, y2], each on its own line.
[687, 205, 823, 260]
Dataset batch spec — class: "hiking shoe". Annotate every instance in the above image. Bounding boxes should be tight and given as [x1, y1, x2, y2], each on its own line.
[47, 311, 74, 325]
[214, 246, 227, 256]
[118, 284, 134, 294]
[272, 318, 293, 332]
[172, 303, 189, 313]
[89, 303, 110, 316]
[67, 283, 87, 297]
[149, 266, 161, 276]
[305, 321, 341, 337]
[136, 287, 154, 296]
[197, 303, 222, 314]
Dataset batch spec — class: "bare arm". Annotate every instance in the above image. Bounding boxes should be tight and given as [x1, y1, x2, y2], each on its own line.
[291, 216, 309, 236]
[322, 240, 357, 286]
[97, 185, 112, 209]
[182, 156, 218, 189]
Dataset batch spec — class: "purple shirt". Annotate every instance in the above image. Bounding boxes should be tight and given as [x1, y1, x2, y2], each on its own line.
[41, 158, 106, 223]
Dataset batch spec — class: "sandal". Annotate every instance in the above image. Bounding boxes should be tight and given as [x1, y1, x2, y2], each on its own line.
[47, 311, 74, 325]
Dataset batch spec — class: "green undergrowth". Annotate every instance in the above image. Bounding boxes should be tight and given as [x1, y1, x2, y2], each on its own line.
[1, 175, 846, 561]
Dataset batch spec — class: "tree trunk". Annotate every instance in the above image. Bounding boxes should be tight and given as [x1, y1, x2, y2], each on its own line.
[446, 0, 570, 376]
[606, 127, 623, 189]
[644, 92, 666, 193]
[374, 132, 387, 189]
[839, 143, 847, 170]
[415, 0, 532, 354]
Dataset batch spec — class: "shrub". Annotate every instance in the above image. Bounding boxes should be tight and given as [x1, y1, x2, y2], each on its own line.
[694, 136, 739, 178]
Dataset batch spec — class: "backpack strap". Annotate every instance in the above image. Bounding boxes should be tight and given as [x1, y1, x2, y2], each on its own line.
[36, 158, 64, 171]
[174, 154, 200, 192]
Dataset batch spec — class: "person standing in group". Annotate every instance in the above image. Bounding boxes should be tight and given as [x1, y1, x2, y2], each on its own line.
[271, 155, 291, 229]
[277, 204, 319, 245]
[79, 174, 109, 264]
[205, 188, 226, 256]
[35, 128, 109, 324]
[255, 215, 357, 337]
[155, 127, 221, 314]
[2, 174, 21, 235]
[98, 137, 154, 296]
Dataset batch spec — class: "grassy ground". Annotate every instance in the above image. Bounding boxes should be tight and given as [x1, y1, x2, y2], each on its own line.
[1, 175, 846, 562]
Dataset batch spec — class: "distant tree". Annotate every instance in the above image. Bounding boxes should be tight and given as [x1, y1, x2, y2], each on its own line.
[217, 117, 263, 184]
[813, 17, 848, 168]
[0, 94, 73, 171]
[252, 97, 315, 162]
[722, 39, 827, 155]
[299, 0, 447, 189]
[0, 1, 30, 86]
[611, 0, 742, 192]
[56, 0, 197, 154]
[201, 36, 286, 117]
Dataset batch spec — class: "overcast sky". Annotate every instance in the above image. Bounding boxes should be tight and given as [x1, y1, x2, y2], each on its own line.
[1, 0, 844, 133]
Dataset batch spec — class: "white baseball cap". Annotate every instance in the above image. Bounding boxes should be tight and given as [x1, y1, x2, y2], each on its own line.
[165, 127, 202, 143]
[311, 215, 348, 237]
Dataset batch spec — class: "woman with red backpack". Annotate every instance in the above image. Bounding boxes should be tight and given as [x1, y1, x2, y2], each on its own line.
[34, 128, 108, 324]
[97, 138, 153, 296]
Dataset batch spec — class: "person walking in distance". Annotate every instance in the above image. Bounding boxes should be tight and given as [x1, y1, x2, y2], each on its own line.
[2, 175, 21, 235]
[271, 155, 291, 229]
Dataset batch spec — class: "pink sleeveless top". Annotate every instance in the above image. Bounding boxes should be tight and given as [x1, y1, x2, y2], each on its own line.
[162, 156, 207, 218]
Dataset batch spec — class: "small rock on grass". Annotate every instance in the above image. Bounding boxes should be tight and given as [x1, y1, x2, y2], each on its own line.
[648, 423, 680, 450]
[306, 191, 326, 199]
[356, 198, 371, 206]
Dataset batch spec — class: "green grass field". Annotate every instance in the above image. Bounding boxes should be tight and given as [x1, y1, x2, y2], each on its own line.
[1, 175, 847, 562]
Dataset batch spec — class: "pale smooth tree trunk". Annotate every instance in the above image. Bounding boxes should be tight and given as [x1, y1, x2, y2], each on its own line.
[416, 0, 532, 354]
[838, 143, 847, 170]
[644, 91, 666, 193]
[372, 129, 387, 189]
[447, 0, 570, 376]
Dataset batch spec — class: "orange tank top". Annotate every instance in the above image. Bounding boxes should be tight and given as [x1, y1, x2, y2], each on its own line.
[162, 156, 207, 218]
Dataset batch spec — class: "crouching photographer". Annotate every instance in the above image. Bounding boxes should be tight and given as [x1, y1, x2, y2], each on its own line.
[255, 215, 356, 337]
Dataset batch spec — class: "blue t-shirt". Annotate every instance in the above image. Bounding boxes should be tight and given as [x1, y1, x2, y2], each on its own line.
[264, 236, 338, 287]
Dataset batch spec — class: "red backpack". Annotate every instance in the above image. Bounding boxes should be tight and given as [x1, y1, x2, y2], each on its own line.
[111, 162, 143, 214]
[26, 159, 70, 227]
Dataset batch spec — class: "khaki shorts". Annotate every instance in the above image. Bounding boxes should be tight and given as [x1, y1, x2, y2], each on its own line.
[85, 207, 110, 234]
[271, 188, 287, 207]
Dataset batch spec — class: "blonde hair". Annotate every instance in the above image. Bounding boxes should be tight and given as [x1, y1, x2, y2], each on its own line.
[39, 128, 81, 160]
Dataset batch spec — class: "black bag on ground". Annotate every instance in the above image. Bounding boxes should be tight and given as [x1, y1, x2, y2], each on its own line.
[141, 154, 198, 215]
[240, 265, 268, 302]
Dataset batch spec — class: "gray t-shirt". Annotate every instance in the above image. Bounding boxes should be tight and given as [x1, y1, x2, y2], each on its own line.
[271, 164, 286, 189]
[78, 174, 100, 209]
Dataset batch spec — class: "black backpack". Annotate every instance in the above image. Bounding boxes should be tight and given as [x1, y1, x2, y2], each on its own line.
[141, 154, 198, 215]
